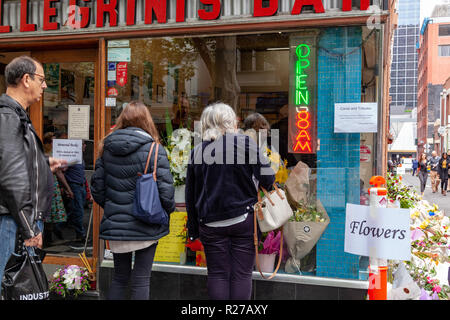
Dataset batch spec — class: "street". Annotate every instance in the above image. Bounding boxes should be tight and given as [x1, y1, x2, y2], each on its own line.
[400, 172, 450, 217]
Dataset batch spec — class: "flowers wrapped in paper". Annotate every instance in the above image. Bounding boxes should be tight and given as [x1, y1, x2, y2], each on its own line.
[282, 161, 330, 274]
[284, 199, 330, 273]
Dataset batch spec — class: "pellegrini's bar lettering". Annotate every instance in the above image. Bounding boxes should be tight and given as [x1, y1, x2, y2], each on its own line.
[0, 0, 371, 33]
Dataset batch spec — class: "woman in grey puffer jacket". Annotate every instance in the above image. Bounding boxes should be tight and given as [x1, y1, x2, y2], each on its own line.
[91, 101, 175, 300]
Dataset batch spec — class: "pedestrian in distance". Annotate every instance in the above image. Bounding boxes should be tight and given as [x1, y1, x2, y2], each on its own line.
[412, 158, 418, 176]
[186, 102, 275, 300]
[0, 56, 66, 295]
[438, 152, 450, 196]
[91, 101, 175, 300]
[417, 153, 429, 197]
[429, 151, 441, 193]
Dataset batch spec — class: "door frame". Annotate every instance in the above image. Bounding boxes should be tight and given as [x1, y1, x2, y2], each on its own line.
[27, 41, 106, 272]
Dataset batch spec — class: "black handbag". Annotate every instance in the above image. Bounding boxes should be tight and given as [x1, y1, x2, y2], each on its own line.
[1, 246, 49, 300]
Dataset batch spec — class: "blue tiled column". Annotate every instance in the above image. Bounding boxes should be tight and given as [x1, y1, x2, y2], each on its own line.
[316, 27, 362, 279]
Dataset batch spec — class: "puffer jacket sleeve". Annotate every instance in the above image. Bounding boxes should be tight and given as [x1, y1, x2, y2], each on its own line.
[90, 156, 106, 208]
[0, 111, 40, 240]
[154, 145, 176, 215]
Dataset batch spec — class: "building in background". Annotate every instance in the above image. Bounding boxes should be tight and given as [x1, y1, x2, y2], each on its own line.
[417, 12, 450, 155]
[388, 0, 420, 161]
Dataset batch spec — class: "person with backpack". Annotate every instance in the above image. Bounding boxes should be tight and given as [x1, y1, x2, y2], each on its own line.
[91, 101, 175, 300]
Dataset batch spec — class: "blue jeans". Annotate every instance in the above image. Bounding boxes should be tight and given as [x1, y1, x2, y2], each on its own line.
[0, 216, 18, 297]
[59, 182, 86, 238]
[0, 218, 43, 297]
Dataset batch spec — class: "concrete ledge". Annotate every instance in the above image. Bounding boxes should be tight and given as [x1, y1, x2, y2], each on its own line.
[101, 260, 368, 290]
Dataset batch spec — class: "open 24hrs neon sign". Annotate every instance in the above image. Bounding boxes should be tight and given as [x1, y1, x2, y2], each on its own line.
[293, 44, 313, 153]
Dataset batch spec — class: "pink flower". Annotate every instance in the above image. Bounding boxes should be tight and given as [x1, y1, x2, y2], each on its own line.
[432, 285, 441, 293]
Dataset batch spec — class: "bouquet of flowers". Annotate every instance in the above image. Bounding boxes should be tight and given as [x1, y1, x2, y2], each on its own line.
[165, 128, 193, 186]
[290, 200, 326, 223]
[265, 148, 290, 185]
[49, 265, 91, 298]
[258, 230, 282, 255]
[390, 199, 450, 300]
[387, 172, 420, 208]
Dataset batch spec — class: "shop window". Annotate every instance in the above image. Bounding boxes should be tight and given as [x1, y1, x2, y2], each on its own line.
[103, 27, 380, 280]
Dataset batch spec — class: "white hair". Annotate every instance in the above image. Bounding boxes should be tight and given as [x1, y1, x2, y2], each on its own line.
[200, 102, 237, 141]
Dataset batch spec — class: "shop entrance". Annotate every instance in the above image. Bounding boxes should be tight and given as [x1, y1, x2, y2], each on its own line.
[31, 50, 97, 266]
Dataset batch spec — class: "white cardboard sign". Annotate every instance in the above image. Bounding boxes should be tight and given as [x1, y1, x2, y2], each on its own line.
[52, 139, 83, 165]
[334, 102, 378, 133]
[345, 203, 411, 261]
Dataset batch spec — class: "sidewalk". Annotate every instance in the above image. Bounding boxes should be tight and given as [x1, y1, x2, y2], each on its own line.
[401, 172, 450, 217]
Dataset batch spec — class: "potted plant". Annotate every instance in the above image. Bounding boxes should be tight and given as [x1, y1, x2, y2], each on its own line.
[49, 265, 91, 300]
[257, 230, 282, 273]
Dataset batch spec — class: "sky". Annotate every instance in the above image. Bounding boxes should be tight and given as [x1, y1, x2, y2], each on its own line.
[420, 0, 449, 23]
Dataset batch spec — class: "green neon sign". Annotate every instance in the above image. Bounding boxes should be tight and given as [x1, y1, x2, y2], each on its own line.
[295, 44, 311, 106]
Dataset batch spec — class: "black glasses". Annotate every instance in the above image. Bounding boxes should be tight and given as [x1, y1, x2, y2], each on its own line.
[30, 73, 46, 85]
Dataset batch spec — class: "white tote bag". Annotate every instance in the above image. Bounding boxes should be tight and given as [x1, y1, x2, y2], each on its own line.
[254, 184, 293, 233]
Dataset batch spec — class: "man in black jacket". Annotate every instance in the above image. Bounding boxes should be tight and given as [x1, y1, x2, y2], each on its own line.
[0, 56, 66, 293]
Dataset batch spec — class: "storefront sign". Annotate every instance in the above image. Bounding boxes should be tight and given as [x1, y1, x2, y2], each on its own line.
[288, 33, 318, 154]
[360, 145, 371, 162]
[334, 102, 378, 133]
[52, 139, 83, 165]
[0, 0, 372, 34]
[344, 203, 411, 261]
[107, 48, 131, 62]
[68, 105, 90, 140]
[107, 87, 118, 97]
[116, 62, 128, 86]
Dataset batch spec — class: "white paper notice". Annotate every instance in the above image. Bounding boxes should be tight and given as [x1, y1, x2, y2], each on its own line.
[68, 105, 90, 140]
[52, 139, 83, 165]
[334, 103, 378, 133]
[344, 203, 411, 261]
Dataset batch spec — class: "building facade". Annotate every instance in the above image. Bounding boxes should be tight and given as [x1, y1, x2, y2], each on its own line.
[0, 0, 394, 299]
[388, 0, 419, 161]
[417, 16, 450, 155]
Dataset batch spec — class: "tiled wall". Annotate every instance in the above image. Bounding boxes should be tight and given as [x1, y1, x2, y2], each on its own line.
[316, 27, 362, 279]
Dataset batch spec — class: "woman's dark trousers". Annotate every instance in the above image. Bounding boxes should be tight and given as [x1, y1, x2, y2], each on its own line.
[199, 214, 255, 300]
[108, 243, 157, 300]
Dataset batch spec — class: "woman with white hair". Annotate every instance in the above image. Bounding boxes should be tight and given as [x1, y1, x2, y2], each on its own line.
[185, 102, 275, 300]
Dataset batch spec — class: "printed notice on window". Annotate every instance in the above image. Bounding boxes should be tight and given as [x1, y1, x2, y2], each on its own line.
[68, 105, 90, 140]
[334, 103, 378, 133]
[344, 203, 411, 260]
[52, 139, 83, 165]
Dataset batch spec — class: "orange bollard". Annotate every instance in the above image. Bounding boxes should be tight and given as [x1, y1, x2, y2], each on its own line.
[368, 266, 388, 300]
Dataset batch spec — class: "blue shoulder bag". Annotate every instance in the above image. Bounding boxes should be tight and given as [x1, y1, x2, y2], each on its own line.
[132, 142, 169, 225]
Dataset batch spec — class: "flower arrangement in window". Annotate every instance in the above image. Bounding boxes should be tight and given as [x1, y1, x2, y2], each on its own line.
[49, 265, 91, 299]
[165, 128, 194, 187]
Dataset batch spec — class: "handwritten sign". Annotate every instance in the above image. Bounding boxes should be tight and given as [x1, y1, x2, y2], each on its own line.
[344, 203, 411, 261]
[154, 211, 187, 263]
[52, 139, 82, 165]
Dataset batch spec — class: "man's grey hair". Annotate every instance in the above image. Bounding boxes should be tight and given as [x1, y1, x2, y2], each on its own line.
[200, 102, 237, 141]
[5, 56, 40, 87]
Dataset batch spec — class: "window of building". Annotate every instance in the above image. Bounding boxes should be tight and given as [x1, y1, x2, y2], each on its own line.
[438, 45, 450, 57]
[439, 24, 450, 36]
